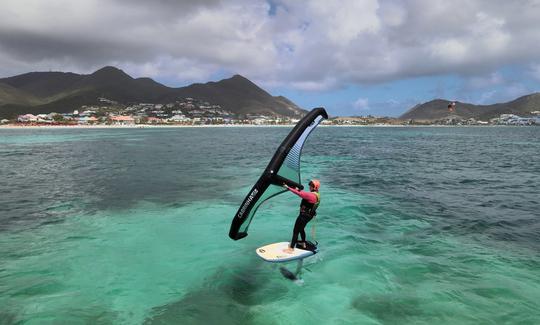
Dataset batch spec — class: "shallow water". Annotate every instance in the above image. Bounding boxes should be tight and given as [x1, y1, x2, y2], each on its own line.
[0, 126, 539, 324]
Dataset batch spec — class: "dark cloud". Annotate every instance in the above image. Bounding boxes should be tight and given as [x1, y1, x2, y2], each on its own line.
[0, 29, 151, 65]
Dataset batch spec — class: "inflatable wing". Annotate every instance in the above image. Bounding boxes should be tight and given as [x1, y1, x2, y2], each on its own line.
[229, 107, 328, 240]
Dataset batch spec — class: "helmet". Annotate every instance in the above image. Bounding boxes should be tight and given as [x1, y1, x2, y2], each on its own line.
[308, 179, 320, 191]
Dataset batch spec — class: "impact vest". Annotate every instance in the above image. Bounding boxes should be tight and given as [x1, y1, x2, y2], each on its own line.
[300, 191, 320, 217]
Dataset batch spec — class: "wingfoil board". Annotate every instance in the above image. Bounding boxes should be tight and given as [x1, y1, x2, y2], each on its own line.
[256, 242, 316, 263]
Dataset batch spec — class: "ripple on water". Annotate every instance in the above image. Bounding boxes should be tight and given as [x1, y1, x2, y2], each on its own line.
[0, 127, 539, 324]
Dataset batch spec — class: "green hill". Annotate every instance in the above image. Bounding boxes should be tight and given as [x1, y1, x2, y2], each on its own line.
[0, 67, 305, 119]
[400, 94, 540, 121]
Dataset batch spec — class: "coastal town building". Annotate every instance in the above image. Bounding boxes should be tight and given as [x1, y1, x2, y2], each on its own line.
[7, 96, 540, 126]
[78, 116, 99, 124]
[110, 115, 135, 125]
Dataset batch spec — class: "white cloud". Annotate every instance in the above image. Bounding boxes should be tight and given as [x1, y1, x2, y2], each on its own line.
[0, 0, 539, 93]
[378, 2, 407, 27]
[303, 0, 380, 45]
[353, 97, 370, 110]
[429, 39, 469, 64]
[290, 78, 340, 91]
[122, 56, 219, 84]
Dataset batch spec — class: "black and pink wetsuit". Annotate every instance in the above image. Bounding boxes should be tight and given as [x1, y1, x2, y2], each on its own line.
[286, 187, 320, 248]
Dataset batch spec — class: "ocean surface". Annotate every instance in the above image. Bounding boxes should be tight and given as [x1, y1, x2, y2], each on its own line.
[0, 126, 539, 324]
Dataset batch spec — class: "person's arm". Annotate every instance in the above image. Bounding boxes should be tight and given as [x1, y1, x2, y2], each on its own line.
[283, 185, 318, 203]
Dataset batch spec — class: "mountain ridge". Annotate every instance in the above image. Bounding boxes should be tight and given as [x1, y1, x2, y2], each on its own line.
[0, 67, 305, 118]
[400, 93, 540, 121]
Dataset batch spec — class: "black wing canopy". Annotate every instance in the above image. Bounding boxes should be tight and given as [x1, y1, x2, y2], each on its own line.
[229, 107, 328, 240]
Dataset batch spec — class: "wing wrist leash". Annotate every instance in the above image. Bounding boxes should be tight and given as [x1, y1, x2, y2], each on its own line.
[229, 107, 328, 240]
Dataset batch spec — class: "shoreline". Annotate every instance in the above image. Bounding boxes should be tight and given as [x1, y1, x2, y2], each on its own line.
[0, 123, 520, 129]
[0, 124, 298, 129]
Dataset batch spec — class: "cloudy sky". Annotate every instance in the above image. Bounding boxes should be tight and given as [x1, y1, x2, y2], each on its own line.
[1, 0, 540, 116]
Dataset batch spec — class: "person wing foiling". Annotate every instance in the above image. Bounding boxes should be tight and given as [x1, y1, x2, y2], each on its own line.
[283, 179, 320, 253]
[228, 108, 328, 241]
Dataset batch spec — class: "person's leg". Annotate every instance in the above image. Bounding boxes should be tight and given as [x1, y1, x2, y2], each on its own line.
[285, 216, 303, 253]
[298, 214, 312, 248]
[290, 216, 303, 247]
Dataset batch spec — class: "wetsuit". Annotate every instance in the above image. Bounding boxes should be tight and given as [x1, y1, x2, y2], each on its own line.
[286, 187, 320, 248]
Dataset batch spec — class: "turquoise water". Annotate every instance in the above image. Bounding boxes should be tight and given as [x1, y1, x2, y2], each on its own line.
[0, 127, 539, 324]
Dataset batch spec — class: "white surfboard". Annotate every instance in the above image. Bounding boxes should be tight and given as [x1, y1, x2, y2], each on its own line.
[255, 242, 316, 263]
